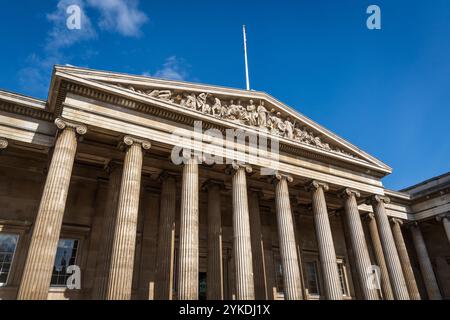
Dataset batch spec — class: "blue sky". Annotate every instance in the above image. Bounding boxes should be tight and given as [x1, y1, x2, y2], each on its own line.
[0, 0, 449, 190]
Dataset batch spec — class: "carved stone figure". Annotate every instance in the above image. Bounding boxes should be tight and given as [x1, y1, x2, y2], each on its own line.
[227, 100, 240, 120]
[284, 117, 294, 139]
[184, 93, 197, 109]
[306, 131, 315, 144]
[197, 93, 210, 113]
[211, 98, 222, 117]
[272, 112, 285, 135]
[220, 103, 228, 118]
[257, 101, 268, 128]
[148, 90, 172, 100]
[246, 100, 258, 126]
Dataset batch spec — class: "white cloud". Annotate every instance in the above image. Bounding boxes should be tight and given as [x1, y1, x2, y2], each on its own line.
[18, 0, 148, 97]
[18, 0, 96, 97]
[46, 0, 96, 51]
[87, 0, 148, 37]
[151, 56, 189, 81]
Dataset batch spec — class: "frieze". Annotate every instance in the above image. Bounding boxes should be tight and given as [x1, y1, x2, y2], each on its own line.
[115, 84, 359, 159]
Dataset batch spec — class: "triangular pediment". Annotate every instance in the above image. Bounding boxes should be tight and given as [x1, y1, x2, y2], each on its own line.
[50, 65, 392, 174]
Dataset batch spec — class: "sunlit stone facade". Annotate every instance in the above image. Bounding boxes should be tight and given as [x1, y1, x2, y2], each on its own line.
[0, 66, 448, 300]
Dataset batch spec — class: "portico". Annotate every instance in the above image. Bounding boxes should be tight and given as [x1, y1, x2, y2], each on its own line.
[0, 66, 447, 300]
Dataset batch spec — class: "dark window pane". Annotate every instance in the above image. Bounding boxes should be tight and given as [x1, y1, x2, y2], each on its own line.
[0, 234, 19, 286]
[51, 238, 79, 287]
[306, 261, 320, 295]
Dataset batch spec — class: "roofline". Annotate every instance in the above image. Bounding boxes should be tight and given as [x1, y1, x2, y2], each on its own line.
[384, 189, 411, 201]
[0, 89, 47, 109]
[400, 171, 450, 192]
[54, 64, 256, 96]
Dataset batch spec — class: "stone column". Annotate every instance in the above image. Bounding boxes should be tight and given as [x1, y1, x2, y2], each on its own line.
[92, 163, 122, 299]
[274, 174, 302, 300]
[229, 163, 255, 300]
[307, 181, 342, 300]
[390, 218, 421, 300]
[0, 137, 8, 150]
[17, 118, 87, 300]
[436, 214, 450, 244]
[365, 212, 394, 300]
[178, 157, 199, 300]
[155, 173, 177, 300]
[340, 189, 379, 300]
[206, 181, 224, 300]
[370, 196, 409, 300]
[105, 136, 150, 300]
[410, 223, 442, 300]
[248, 189, 268, 300]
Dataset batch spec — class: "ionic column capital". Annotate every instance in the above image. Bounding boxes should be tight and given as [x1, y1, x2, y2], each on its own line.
[368, 194, 391, 206]
[338, 188, 360, 200]
[305, 180, 329, 192]
[363, 212, 375, 222]
[123, 135, 151, 150]
[0, 138, 8, 150]
[272, 172, 294, 183]
[390, 217, 404, 226]
[225, 161, 252, 174]
[436, 213, 450, 222]
[54, 118, 87, 136]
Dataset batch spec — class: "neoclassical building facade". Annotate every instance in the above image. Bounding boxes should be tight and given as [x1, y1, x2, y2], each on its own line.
[0, 66, 448, 300]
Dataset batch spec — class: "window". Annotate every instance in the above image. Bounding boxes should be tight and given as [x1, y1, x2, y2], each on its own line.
[51, 239, 79, 287]
[273, 252, 284, 294]
[337, 261, 349, 296]
[305, 261, 320, 296]
[199, 272, 207, 300]
[0, 233, 19, 286]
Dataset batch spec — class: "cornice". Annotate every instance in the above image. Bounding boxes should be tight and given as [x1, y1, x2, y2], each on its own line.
[0, 98, 53, 122]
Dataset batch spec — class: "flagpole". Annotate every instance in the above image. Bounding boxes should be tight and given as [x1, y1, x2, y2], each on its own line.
[243, 25, 250, 91]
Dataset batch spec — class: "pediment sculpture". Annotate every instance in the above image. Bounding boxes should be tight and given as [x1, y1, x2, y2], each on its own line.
[116, 84, 358, 159]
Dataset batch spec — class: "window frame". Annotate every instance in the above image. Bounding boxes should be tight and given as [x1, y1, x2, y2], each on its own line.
[302, 252, 323, 300]
[0, 221, 31, 288]
[0, 232, 20, 287]
[50, 237, 81, 288]
[336, 258, 351, 298]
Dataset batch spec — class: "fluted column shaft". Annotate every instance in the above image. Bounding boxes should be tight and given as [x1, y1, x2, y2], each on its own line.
[17, 119, 86, 300]
[248, 190, 268, 300]
[366, 213, 394, 300]
[391, 219, 420, 300]
[308, 181, 342, 300]
[231, 165, 255, 300]
[274, 175, 302, 300]
[207, 182, 224, 300]
[341, 189, 379, 300]
[178, 158, 199, 300]
[437, 215, 450, 244]
[155, 174, 177, 300]
[370, 196, 409, 300]
[106, 137, 150, 300]
[92, 165, 122, 299]
[410, 224, 442, 300]
[443, 217, 450, 243]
